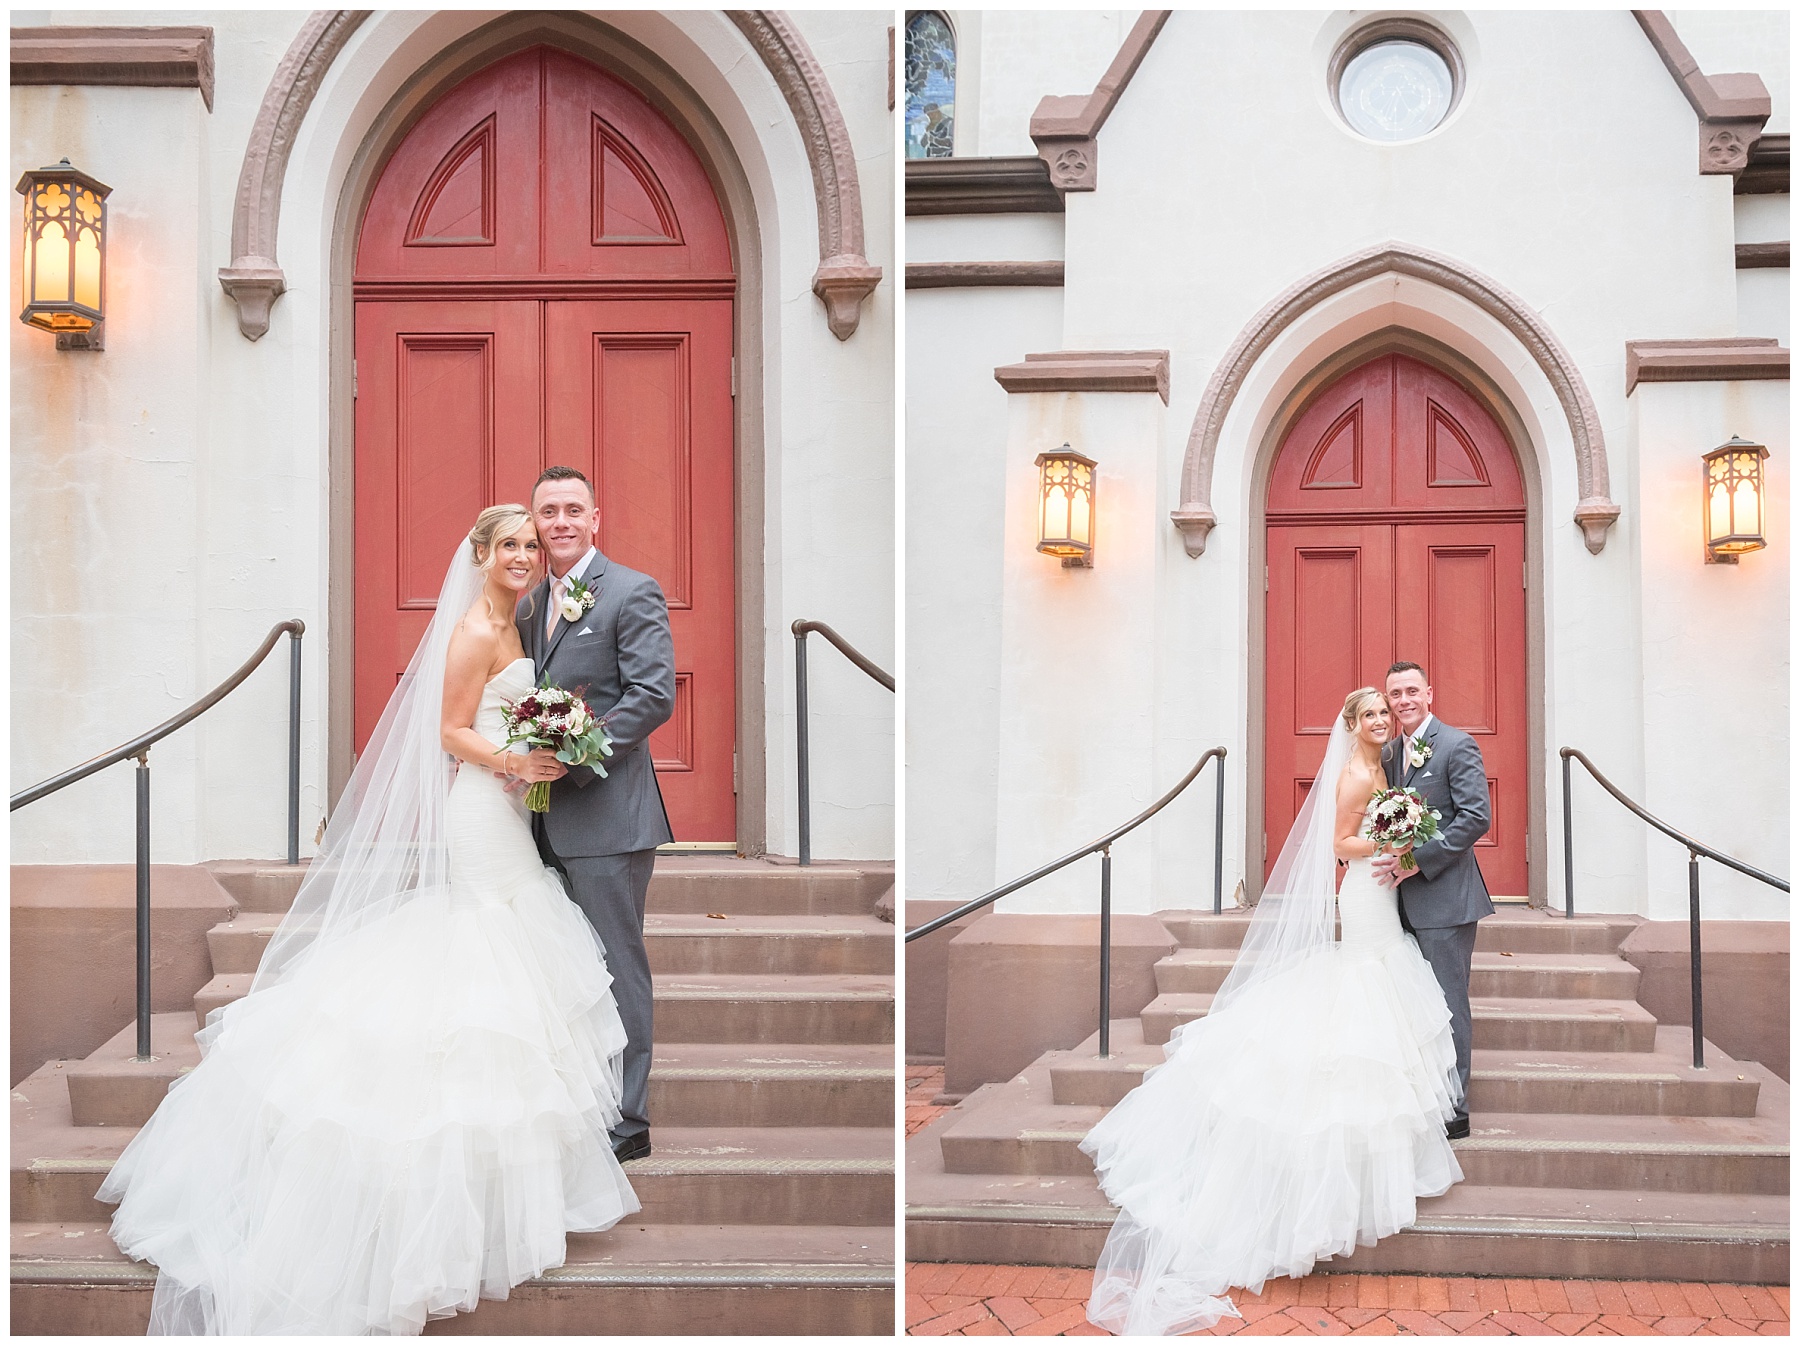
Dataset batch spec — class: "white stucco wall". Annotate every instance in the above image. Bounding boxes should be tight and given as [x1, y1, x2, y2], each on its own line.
[12, 9, 893, 865]
[905, 10, 1789, 918]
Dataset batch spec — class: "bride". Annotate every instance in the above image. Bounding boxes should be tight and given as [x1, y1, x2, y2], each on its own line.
[97, 505, 640, 1335]
[1083, 687, 1462, 1336]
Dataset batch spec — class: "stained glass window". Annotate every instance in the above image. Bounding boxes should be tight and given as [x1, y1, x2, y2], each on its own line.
[905, 12, 956, 159]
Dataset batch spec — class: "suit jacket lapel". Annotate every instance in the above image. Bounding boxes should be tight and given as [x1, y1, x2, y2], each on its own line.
[542, 551, 609, 671]
[1406, 720, 1439, 787]
[523, 579, 550, 676]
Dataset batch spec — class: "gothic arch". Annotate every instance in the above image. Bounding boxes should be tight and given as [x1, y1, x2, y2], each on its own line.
[219, 9, 879, 341]
[1171, 242, 1620, 557]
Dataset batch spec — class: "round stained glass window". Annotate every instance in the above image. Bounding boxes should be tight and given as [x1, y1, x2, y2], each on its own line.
[1337, 39, 1454, 142]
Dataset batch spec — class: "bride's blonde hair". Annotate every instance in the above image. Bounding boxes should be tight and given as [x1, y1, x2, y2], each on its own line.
[467, 504, 534, 570]
[1340, 686, 1385, 731]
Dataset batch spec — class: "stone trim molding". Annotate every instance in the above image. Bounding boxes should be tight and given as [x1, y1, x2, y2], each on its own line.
[994, 350, 1169, 403]
[1738, 133, 1788, 195]
[10, 25, 215, 111]
[905, 156, 1062, 216]
[727, 10, 881, 341]
[906, 261, 1064, 289]
[1625, 338, 1789, 394]
[221, 10, 881, 343]
[1028, 10, 1171, 194]
[1173, 242, 1620, 559]
[1735, 242, 1789, 269]
[220, 10, 370, 341]
[1632, 10, 1771, 178]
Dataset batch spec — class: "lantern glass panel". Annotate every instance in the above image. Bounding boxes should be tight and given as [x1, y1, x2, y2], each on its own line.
[73, 187, 102, 312]
[33, 220, 70, 306]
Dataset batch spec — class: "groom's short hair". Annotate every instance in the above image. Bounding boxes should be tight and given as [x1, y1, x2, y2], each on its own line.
[1387, 660, 1427, 682]
[533, 465, 594, 504]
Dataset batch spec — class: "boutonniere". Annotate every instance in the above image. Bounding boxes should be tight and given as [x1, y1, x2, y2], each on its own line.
[558, 574, 598, 623]
[1408, 739, 1433, 770]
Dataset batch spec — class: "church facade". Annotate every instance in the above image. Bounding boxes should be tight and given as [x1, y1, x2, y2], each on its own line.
[12, 9, 895, 867]
[906, 9, 1787, 926]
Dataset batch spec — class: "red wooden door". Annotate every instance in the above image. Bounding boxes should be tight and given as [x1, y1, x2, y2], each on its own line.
[354, 46, 737, 842]
[1264, 354, 1528, 895]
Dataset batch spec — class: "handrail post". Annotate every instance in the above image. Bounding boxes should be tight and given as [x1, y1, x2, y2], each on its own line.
[1688, 852, 1705, 1070]
[1560, 750, 1575, 919]
[1212, 750, 1225, 916]
[287, 627, 302, 866]
[1098, 845, 1113, 1059]
[134, 751, 152, 1061]
[794, 626, 811, 867]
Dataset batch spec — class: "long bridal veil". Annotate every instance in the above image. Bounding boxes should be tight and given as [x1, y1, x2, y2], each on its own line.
[250, 546, 484, 996]
[1083, 718, 1360, 1335]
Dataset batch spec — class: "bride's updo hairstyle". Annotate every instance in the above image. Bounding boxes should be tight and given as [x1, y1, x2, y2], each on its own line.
[466, 503, 534, 571]
[1340, 686, 1385, 731]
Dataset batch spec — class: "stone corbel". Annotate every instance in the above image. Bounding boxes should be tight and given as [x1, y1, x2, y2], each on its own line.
[1632, 11, 1771, 177]
[219, 10, 370, 340]
[1027, 11, 1170, 195]
[729, 11, 882, 340]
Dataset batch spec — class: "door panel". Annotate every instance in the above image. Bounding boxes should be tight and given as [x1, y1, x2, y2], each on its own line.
[1265, 525, 1393, 874]
[1395, 523, 1528, 894]
[544, 299, 736, 842]
[353, 301, 541, 749]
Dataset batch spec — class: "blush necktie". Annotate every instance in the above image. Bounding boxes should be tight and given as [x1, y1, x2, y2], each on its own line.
[546, 576, 565, 642]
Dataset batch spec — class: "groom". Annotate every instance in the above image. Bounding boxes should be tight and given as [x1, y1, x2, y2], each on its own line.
[1371, 661, 1493, 1141]
[519, 465, 676, 1163]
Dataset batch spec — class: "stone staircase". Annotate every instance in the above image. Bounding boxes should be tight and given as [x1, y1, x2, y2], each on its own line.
[907, 907, 1787, 1283]
[13, 856, 896, 1335]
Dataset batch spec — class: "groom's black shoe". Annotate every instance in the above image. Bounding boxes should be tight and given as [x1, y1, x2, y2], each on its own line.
[1445, 1117, 1470, 1140]
[612, 1131, 652, 1163]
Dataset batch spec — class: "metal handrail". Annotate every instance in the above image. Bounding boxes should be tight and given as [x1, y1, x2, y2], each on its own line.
[11, 619, 305, 1059]
[1560, 746, 1787, 1070]
[906, 746, 1228, 1059]
[792, 619, 894, 867]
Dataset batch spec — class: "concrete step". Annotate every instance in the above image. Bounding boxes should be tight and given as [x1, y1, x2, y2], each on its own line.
[655, 975, 895, 1045]
[1140, 992, 1659, 1052]
[644, 913, 894, 976]
[206, 911, 895, 979]
[934, 1056, 1788, 1195]
[905, 1124, 1787, 1280]
[191, 970, 895, 1046]
[1152, 947, 1639, 999]
[200, 859, 305, 913]
[647, 858, 892, 917]
[16, 1062, 894, 1226]
[12, 1221, 895, 1335]
[60, 1017, 894, 1131]
[1045, 1021, 1763, 1118]
[1156, 907, 1638, 955]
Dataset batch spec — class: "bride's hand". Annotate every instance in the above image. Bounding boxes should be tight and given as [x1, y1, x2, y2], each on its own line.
[1389, 839, 1414, 856]
[511, 747, 568, 783]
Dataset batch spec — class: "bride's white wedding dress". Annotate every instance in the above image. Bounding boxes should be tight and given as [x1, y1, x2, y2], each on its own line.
[1082, 795, 1462, 1336]
[99, 657, 639, 1335]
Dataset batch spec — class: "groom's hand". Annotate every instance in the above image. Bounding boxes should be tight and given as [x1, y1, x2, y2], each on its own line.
[1370, 852, 1403, 888]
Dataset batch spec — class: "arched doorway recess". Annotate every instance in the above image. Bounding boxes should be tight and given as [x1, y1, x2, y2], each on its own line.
[353, 44, 737, 843]
[1263, 352, 1529, 897]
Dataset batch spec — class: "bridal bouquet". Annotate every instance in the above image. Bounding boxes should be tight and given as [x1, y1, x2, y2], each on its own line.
[500, 682, 613, 813]
[1367, 785, 1441, 873]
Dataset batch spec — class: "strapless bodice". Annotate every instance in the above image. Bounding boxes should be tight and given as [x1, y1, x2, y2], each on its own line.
[475, 658, 536, 749]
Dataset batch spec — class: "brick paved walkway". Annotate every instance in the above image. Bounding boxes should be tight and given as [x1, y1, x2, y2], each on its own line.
[908, 1061, 952, 1137]
[904, 1263, 1790, 1335]
[906, 1068, 1789, 1336]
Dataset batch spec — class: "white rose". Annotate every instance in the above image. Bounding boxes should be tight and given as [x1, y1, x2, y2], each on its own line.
[559, 596, 583, 621]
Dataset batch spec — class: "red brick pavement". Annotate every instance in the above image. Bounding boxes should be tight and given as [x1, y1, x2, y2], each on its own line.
[905, 1066, 1789, 1335]
[904, 1265, 1791, 1336]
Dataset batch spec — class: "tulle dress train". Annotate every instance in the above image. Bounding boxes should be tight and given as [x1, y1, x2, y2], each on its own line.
[1081, 839, 1462, 1336]
[98, 659, 639, 1335]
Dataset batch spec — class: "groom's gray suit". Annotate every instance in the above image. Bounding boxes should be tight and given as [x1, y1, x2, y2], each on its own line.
[518, 548, 675, 1143]
[1383, 715, 1494, 1126]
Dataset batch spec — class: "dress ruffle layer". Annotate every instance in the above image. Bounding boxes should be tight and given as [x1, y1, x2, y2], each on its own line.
[1081, 869, 1461, 1337]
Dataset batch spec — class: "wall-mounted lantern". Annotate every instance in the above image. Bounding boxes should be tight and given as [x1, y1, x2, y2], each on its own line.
[1036, 445, 1096, 567]
[16, 159, 109, 351]
[1702, 436, 1768, 563]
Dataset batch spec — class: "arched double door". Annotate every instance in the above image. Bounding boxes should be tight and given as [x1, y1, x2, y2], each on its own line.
[1264, 353, 1529, 896]
[353, 45, 738, 843]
